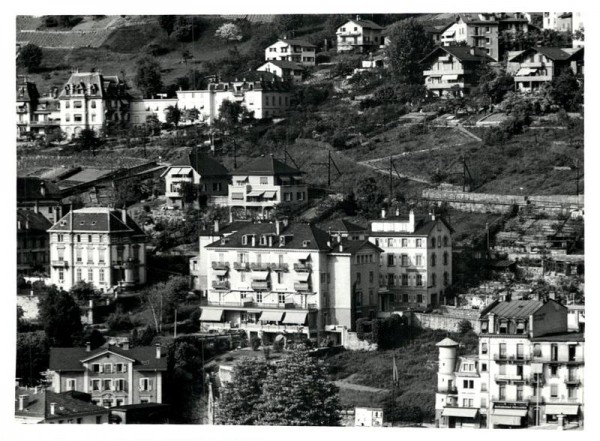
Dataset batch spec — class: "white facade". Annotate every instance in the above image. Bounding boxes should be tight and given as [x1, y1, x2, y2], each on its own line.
[129, 98, 178, 125]
[336, 19, 384, 53]
[354, 407, 384, 426]
[368, 210, 452, 310]
[265, 39, 316, 66]
[257, 61, 304, 84]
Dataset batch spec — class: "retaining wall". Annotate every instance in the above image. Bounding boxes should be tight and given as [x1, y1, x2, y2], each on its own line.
[411, 307, 481, 334]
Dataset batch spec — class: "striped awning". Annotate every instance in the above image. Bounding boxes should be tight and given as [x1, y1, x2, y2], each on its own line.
[260, 311, 284, 322]
[282, 311, 308, 325]
[442, 407, 478, 418]
[493, 408, 528, 417]
[545, 405, 579, 416]
[200, 309, 223, 322]
[443, 74, 459, 80]
[263, 191, 277, 199]
[516, 67, 537, 76]
[252, 271, 269, 281]
[213, 269, 228, 276]
[492, 415, 522, 426]
[247, 190, 264, 197]
[296, 272, 310, 282]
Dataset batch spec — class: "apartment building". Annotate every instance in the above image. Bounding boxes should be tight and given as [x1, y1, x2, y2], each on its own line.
[228, 156, 308, 219]
[319, 218, 368, 241]
[507, 47, 584, 92]
[15, 387, 110, 424]
[16, 77, 61, 138]
[59, 71, 130, 139]
[175, 72, 293, 123]
[257, 60, 304, 84]
[129, 96, 178, 126]
[435, 299, 584, 429]
[47, 207, 147, 292]
[17, 209, 51, 277]
[421, 46, 492, 98]
[264, 39, 316, 66]
[199, 220, 383, 345]
[162, 148, 230, 209]
[16, 77, 37, 137]
[17, 177, 64, 224]
[368, 209, 453, 311]
[336, 17, 384, 53]
[48, 342, 167, 408]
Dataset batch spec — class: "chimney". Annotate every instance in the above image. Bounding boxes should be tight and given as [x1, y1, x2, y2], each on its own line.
[40, 181, 46, 197]
[214, 219, 220, 234]
[34, 201, 39, 214]
[122, 208, 127, 225]
[122, 339, 130, 350]
[395, 208, 400, 217]
[356, 15, 361, 21]
[251, 235, 256, 247]
[18, 395, 27, 411]
[50, 402, 56, 415]
[155, 343, 162, 359]
[86, 341, 91, 352]
[336, 233, 342, 243]
[25, 220, 30, 230]
[275, 220, 281, 236]
[381, 209, 386, 219]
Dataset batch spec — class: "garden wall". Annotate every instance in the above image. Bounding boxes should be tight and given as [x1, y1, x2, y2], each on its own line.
[410, 307, 481, 334]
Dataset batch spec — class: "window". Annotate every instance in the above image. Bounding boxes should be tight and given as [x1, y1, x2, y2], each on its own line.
[443, 272, 449, 286]
[369, 271, 374, 283]
[443, 236, 449, 247]
[516, 385, 524, 401]
[387, 238, 394, 247]
[517, 343, 524, 359]
[74, 101, 82, 108]
[416, 239, 422, 247]
[499, 343, 507, 358]
[103, 364, 112, 374]
[416, 274, 423, 286]
[256, 293, 263, 303]
[463, 380, 474, 389]
[401, 274, 408, 286]
[278, 293, 286, 304]
[417, 294, 423, 303]
[65, 114, 70, 122]
[550, 365, 558, 376]
[443, 252, 448, 265]
[431, 253, 436, 267]
[481, 363, 487, 372]
[91, 379, 101, 391]
[76, 268, 82, 281]
[260, 176, 268, 185]
[99, 269, 105, 283]
[65, 101, 70, 109]
[139, 378, 152, 392]
[387, 254, 394, 266]
[401, 255, 408, 266]
[431, 237, 436, 248]
[401, 239, 407, 247]
[116, 363, 127, 373]
[415, 255, 422, 266]
[568, 386, 577, 399]
[551, 344, 558, 361]
[356, 272, 361, 284]
[91, 101, 96, 108]
[114, 379, 125, 391]
[568, 345, 577, 361]
[96, 416, 102, 424]
[296, 192, 304, 201]
[499, 321, 508, 334]
[481, 342, 488, 354]
[74, 114, 83, 122]
[402, 294, 409, 303]
[499, 384, 506, 400]
[550, 384, 558, 398]
[66, 379, 76, 391]
[103, 379, 112, 391]
[533, 343, 542, 357]
[58, 269, 64, 282]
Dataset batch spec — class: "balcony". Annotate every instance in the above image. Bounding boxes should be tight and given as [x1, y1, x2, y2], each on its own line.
[203, 300, 317, 310]
[212, 261, 230, 270]
[233, 262, 251, 271]
[423, 68, 466, 76]
[495, 374, 524, 382]
[271, 263, 289, 272]
[525, 375, 544, 386]
[565, 377, 581, 386]
[425, 82, 466, 90]
[250, 263, 271, 271]
[493, 354, 530, 363]
[212, 280, 230, 290]
[294, 282, 311, 292]
[51, 260, 68, 268]
[251, 281, 270, 291]
[294, 262, 312, 272]
[531, 355, 584, 365]
[514, 75, 552, 83]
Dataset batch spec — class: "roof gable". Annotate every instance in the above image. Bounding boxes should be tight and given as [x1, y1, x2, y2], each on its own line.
[169, 148, 230, 177]
[49, 345, 167, 372]
[233, 156, 303, 176]
[421, 45, 494, 64]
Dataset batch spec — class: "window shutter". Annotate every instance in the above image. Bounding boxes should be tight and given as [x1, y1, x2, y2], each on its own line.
[148, 379, 153, 391]
[89, 379, 93, 390]
[110, 380, 114, 391]
[139, 378, 144, 390]
[122, 364, 127, 373]
[99, 365, 104, 373]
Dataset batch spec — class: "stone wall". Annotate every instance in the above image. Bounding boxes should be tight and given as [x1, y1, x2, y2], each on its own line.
[422, 189, 584, 215]
[411, 307, 481, 334]
[343, 331, 378, 351]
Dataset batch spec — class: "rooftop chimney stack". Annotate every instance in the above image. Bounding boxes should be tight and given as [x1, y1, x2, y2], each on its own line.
[214, 220, 220, 234]
[122, 339, 130, 350]
[18, 395, 27, 411]
[50, 403, 56, 415]
[156, 343, 162, 359]
[122, 208, 127, 225]
[86, 341, 91, 352]
[381, 209, 386, 219]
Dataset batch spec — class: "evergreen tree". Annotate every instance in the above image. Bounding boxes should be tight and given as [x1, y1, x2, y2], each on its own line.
[38, 288, 83, 347]
[135, 57, 164, 98]
[17, 44, 43, 72]
[384, 18, 434, 84]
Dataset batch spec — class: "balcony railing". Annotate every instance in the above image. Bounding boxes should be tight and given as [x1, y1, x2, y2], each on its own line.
[294, 282, 311, 292]
[493, 354, 531, 363]
[212, 280, 230, 290]
[495, 374, 524, 382]
[271, 263, 289, 272]
[203, 300, 317, 310]
[250, 263, 271, 271]
[251, 281, 270, 291]
[212, 261, 230, 270]
[233, 262, 251, 271]
[565, 377, 581, 386]
[531, 355, 584, 365]
[294, 263, 312, 272]
[51, 260, 68, 268]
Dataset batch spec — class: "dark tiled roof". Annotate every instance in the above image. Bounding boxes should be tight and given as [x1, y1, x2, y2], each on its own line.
[16, 78, 39, 102]
[280, 38, 316, 48]
[206, 222, 332, 251]
[348, 19, 384, 30]
[369, 215, 454, 236]
[170, 148, 230, 177]
[333, 238, 384, 255]
[233, 156, 303, 176]
[17, 209, 52, 233]
[531, 332, 584, 342]
[49, 345, 167, 372]
[198, 220, 253, 237]
[59, 72, 128, 100]
[209, 71, 292, 92]
[17, 177, 63, 201]
[48, 208, 145, 235]
[15, 388, 109, 420]
[481, 299, 545, 319]
[320, 218, 367, 233]
[421, 45, 494, 63]
[532, 47, 575, 61]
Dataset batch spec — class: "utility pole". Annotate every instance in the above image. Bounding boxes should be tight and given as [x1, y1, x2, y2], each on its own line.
[174, 309, 177, 339]
[575, 159, 580, 196]
[328, 150, 332, 187]
[389, 156, 393, 204]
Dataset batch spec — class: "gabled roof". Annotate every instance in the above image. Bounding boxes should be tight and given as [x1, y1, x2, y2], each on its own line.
[279, 38, 316, 48]
[17, 177, 63, 201]
[259, 60, 305, 71]
[17, 209, 52, 233]
[509, 47, 579, 62]
[48, 207, 145, 235]
[421, 45, 494, 64]
[343, 19, 384, 30]
[15, 388, 109, 420]
[331, 238, 384, 255]
[167, 148, 229, 178]
[206, 222, 332, 251]
[480, 299, 549, 319]
[320, 218, 367, 233]
[233, 156, 303, 176]
[59, 72, 128, 100]
[49, 345, 167, 372]
[369, 214, 454, 236]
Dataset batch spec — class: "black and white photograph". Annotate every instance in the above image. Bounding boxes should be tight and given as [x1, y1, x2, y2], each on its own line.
[7, 1, 594, 436]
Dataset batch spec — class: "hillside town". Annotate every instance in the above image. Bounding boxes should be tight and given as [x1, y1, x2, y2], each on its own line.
[15, 13, 584, 429]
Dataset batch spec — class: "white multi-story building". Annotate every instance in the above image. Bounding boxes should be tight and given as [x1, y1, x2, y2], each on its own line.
[435, 299, 584, 429]
[47, 207, 147, 291]
[199, 220, 383, 345]
[368, 209, 453, 311]
[257, 60, 304, 84]
[228, 156, 308, 219]
[265, 39, 316, 66]
[162, 148, 230, 209]
[336, 16, 384, 53]
[59, 71, 129, 139]
[129, 97, 178, 126]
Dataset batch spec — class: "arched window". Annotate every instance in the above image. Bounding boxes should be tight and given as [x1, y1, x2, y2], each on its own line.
[431, 253, 436, 267]
[443, 252, 449, 266]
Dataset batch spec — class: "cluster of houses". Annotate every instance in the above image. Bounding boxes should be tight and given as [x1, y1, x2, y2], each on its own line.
[16, 12, 585, 139]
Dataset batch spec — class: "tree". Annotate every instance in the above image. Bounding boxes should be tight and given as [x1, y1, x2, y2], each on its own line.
[181, 49, 193, 65]
[77, 128, 100, 156]
[353, 177, 385, 218]
[145, 114, 161, 135]
[165, 105, 182, 127]
[69, 281, 100, 303]
[215, 23, 243, 42]
[457, 319, 473, 334]
[218, 100, 245, 125]
[144, 276, 190, 333]
[158, 15, 176, 36]
[255, 350, 341, 426]
[217, 358, 270, 425]
[472, 65, 514, 105]
[16, 331, 49, 386]
[38, 288, 83, 347]
[17, 44, 43, 72]
[385, 18, 434, 84]
[549, 69, 582, 111]
[173, 16, 206, 42]
[273, 15, 305, 33]
[135, 57, 163, 98]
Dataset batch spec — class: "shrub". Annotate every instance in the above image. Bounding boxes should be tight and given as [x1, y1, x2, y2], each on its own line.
[457, 319, 473, 334]
[106, 311, 134, 332]
[251, 336, 262, 351]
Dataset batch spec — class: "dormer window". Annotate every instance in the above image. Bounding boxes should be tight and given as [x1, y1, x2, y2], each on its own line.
[516, 321, 526, 334]
[259, 235, 267, 246]
[499, 321, 508, 334]
[302, 240, 311, 248]
[480, 321, 489, 333]
[242, 235, 248, 246]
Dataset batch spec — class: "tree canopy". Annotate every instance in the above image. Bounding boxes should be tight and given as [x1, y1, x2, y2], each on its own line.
[38, 288, 83, 347]
[158, 15, 176, 36]
[135, 57, 164, 98]
[17, 44, 43, 72]
[384, 18, 434, 84]
[215, 23, 243, 42]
